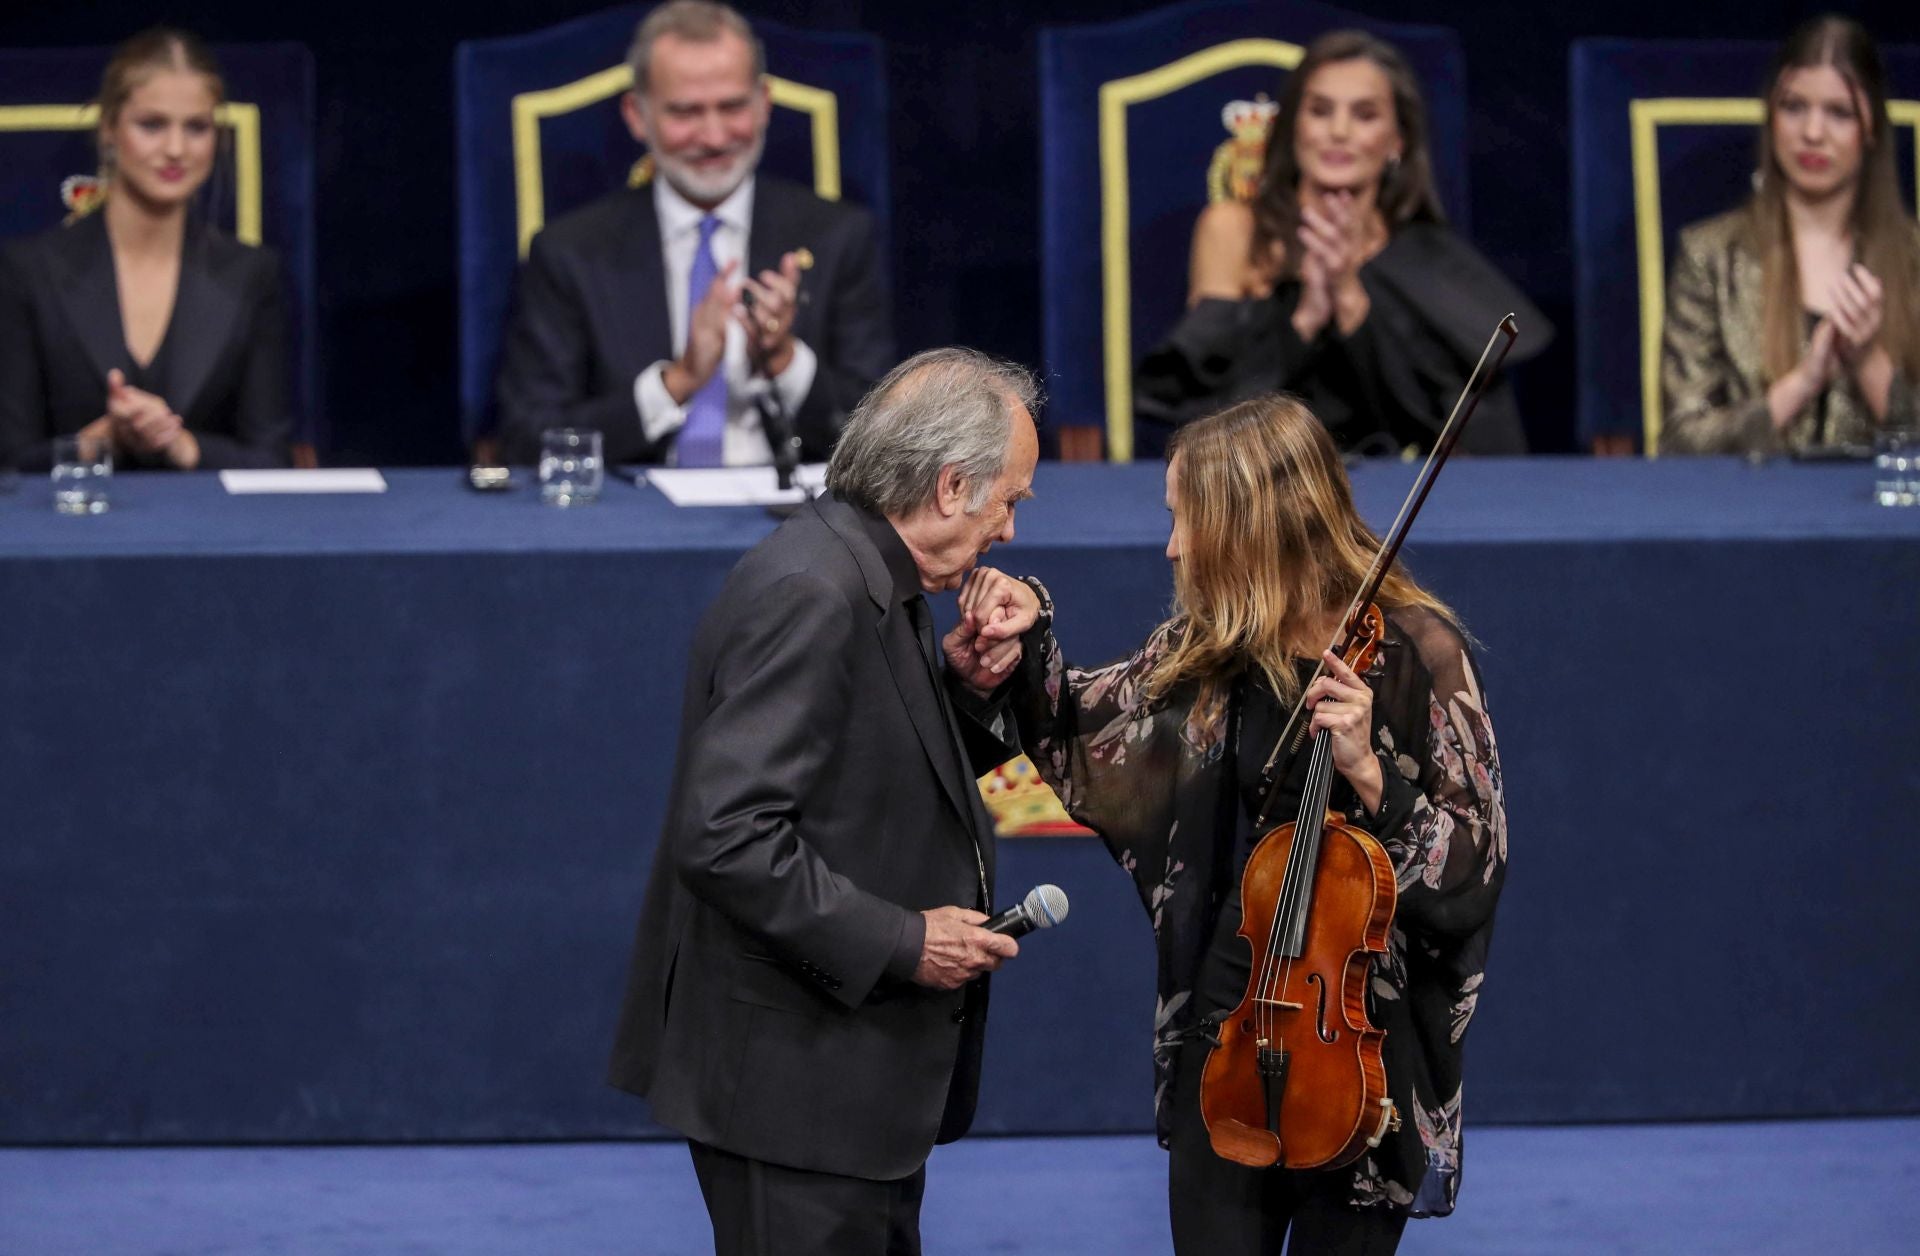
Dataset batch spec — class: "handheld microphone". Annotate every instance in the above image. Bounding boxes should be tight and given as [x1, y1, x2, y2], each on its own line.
[983, 884, 1070, 938]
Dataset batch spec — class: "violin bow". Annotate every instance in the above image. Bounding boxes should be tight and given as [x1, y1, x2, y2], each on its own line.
[1259, 314, 1522, 791]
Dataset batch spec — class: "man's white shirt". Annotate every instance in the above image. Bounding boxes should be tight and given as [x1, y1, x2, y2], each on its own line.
[633, 175, 818, 466]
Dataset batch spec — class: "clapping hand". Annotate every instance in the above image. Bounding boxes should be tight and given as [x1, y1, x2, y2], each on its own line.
[103, 369, 199, 468]
[666, 259, 739, 402]
[738, 250, 804, 376]
[1826, 263, 1884, 363]
[1292, 191, 1369, 340]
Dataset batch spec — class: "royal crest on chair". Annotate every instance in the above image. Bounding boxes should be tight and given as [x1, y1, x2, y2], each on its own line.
[1206, 95, 1277, 204]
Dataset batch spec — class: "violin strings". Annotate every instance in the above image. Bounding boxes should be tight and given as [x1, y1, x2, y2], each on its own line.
[1258, 729, 1335, 1056]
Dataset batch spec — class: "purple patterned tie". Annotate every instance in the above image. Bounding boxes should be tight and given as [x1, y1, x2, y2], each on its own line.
[677, 214, 727, 467]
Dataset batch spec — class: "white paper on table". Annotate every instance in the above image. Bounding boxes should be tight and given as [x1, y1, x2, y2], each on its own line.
[645, 463, 828, 506]
[219, 469, 389, 494]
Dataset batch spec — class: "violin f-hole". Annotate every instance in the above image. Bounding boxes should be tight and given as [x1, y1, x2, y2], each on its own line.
[1307, 973, 1338, 1044]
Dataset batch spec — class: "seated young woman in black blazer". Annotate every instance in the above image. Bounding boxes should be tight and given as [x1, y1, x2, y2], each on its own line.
[0, 28, 290, 472]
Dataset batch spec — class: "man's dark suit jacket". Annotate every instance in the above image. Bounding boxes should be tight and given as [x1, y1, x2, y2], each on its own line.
[608, 494, 1011, 1182]
[0, 213, 291, 472]
[494, 177, 894, 466]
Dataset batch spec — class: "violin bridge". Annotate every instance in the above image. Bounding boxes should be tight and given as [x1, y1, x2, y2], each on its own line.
[1254, 997, 1303, 1011]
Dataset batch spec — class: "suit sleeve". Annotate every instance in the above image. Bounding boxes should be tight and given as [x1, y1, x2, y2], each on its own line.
[673, 569, 922, 1008]
[1660, 233, 1773, 454]
[495, 231, 661, 465]
[790, 207, 894, 461]
[0, 245, 49, 472]
[191, 256, 291, 469]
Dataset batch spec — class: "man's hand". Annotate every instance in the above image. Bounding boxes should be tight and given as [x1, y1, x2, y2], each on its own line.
[913, 905, 1018, 990]
[738, 250, 804, 377]
[664, 259, 739, 403]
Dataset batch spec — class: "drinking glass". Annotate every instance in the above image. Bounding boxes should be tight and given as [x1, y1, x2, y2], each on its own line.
[51, 435, 111, 515]
[1872, 429, 1918, 508]
[538, 428, 603, 506]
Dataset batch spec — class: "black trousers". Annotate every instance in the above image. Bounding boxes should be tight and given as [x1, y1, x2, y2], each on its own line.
[686, 1139, 926, 1256]
[1167, 1040, 1410, 1256]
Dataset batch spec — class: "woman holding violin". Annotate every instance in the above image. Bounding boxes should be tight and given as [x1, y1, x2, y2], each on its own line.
[969, 394, 1505, 1252]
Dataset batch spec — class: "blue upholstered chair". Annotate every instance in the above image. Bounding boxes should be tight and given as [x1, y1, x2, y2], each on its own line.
[1038, 0, 1470, 462]
[0, 44, 321, 460]
[1571, 39, 1920, 454]
[454, 5, 890, 450]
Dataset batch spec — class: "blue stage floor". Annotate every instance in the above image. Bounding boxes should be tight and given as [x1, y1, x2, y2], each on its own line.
[2, 1118, 1915, 1254]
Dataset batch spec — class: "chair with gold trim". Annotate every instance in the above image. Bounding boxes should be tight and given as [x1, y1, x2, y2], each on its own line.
[1571, 38, 1920, 455]
[454, 4, 889, 451]
[0, 44, 320, 462]
[1038, 0, 1470, 463]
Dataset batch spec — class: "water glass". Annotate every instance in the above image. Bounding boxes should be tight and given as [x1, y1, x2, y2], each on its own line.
[1872, 430, 1918, 508]
[51, 435, 111, 515]
[538, 428, 603, 506]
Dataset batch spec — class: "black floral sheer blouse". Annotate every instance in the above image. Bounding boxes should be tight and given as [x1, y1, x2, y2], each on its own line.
[1010, 581, 1506, 1216]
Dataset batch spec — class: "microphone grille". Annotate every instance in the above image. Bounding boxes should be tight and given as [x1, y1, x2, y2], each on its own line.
[1023, 884, 1070, 929]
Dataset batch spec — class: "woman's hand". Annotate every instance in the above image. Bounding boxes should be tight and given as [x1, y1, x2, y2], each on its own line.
[104, 368, 199, 467]
[1306, 648, 1383, 815]
[1768, 318, 1839, 431]
[1295, 192, 1371, 338]
[1827, 263, 1883, 362]
[942, 567, 1039, 696]
[1291, 242, 1332, 341]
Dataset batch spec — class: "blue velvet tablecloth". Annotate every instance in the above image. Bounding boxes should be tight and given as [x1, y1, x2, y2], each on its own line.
[3, 460, 1917, 1142]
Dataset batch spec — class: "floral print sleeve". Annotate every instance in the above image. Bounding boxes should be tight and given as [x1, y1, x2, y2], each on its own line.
[1008, 578, 1199, 887]
[1372, 608, 1507, 940]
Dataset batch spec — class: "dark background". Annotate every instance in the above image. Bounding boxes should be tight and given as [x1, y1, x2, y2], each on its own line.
[5, 1, 1917, 464]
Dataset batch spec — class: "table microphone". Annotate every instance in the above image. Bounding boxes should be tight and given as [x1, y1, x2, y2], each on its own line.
[983, 884, 1070, 938]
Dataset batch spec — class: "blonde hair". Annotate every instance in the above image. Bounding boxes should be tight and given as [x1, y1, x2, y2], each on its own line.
[1147, 395, 1452, 708]
[1747, 15, 1920, 383]
[72, 28, 225, 222]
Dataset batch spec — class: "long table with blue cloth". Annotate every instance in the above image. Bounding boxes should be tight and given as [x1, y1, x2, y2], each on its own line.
[3, 458, 1916, 1143]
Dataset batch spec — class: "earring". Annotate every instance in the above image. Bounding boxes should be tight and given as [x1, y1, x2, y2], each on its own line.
[1383, 152, 1402, 183]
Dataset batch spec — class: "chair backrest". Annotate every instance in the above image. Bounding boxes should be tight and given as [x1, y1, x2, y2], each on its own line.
[1038, 0, 1470, 462]
[0, 43, 320, 453]
[1571, 38, 1920, 454]
[455, 4, 890, 449]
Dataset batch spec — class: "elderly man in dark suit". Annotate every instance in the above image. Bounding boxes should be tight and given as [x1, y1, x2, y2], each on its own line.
[608, 347, 1042, 1255]
[494, 0, 892, 467]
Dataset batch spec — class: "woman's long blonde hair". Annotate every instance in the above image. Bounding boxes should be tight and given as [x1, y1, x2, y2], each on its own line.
[1146, 395, 1451, 708]
[1747, 15, 1920, 383]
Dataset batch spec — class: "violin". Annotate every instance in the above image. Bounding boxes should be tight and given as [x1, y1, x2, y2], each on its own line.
[1199, 316, 1520, 1170]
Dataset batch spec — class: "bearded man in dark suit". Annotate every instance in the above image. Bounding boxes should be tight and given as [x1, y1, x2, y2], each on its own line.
[608, 348, 1043, 1255]
[494, 0, 892, 467]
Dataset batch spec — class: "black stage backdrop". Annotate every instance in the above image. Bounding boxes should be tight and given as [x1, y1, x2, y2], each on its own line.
[4, 1, 1917, 463]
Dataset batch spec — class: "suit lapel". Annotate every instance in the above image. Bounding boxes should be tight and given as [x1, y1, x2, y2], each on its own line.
[48, 215, 126, 383]
[747, 180, 782, 281]
[813, 498, 977, 827]
[164, 225, 242, 420]
[607, 190, 671, 377]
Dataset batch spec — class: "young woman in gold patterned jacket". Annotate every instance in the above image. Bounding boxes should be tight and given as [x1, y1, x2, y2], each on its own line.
[1662, 15, 1920, 454]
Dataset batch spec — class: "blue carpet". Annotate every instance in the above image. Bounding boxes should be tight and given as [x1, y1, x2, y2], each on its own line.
[1, 1119, 1914, 1254]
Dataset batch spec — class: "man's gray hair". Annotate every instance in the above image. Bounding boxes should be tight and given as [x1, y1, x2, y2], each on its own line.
[627, 1, 765, 98]
[827, 348, 1041, 518]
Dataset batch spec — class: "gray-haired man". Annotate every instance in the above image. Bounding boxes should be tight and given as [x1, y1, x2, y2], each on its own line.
[608, 348, 1042, 1254]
